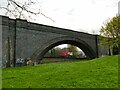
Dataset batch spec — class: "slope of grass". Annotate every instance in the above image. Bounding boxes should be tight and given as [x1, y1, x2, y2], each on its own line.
[2, 55, 119, 88]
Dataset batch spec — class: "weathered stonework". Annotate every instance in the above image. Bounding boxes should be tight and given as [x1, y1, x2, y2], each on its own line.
[0, 15, 110, 67]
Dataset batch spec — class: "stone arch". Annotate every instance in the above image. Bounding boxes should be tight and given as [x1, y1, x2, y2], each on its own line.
[31, 36, 96, 63]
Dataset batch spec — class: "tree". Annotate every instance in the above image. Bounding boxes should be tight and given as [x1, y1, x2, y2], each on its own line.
[99, 15, 120, 54]
[0, 0, 54, 22]
[67, 44, 79, 58]
[45, 47, 62, 57]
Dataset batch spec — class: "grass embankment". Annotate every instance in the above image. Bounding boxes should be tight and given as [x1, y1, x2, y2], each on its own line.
[2, 55, 119, 88]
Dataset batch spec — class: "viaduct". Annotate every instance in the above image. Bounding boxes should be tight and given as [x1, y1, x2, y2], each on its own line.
[0, 15, 110, 67]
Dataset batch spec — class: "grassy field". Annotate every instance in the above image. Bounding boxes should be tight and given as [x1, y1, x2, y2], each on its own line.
[2, 55, 119, 88]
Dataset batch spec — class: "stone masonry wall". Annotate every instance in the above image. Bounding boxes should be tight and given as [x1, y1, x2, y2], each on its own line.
[1, 15, 110, 67]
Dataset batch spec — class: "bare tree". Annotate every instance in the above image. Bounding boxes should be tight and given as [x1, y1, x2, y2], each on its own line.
[0, 0, 54, 22]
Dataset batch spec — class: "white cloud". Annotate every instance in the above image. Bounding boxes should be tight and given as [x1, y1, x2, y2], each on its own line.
[33, 0, 119, 34]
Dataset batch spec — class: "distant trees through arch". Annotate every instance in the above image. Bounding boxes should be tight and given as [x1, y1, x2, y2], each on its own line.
[44, 44, 86, 59]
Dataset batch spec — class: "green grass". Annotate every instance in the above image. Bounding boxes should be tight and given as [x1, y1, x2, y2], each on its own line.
[2, 55, 119, 88]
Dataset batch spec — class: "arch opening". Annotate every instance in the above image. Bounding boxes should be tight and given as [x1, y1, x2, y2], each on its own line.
[43, 44, 86, 63]
[31, 37, 96, 64]
[44, 44, 86, 58]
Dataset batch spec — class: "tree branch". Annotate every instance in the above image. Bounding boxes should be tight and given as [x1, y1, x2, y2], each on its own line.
[0, 0, 54, 22]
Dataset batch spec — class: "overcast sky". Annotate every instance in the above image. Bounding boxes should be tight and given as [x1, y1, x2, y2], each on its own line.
[0, 0, 119, 34]
[35, 0, 119, 34]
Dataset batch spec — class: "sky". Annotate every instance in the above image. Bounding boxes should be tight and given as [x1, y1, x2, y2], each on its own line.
[34, 0, 119, 34]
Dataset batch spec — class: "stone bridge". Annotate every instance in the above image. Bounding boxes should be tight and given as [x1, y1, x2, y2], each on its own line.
[0, 15, 109, 67]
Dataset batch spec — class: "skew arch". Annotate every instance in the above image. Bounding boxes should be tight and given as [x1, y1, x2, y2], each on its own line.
[31, 36, 96, 64]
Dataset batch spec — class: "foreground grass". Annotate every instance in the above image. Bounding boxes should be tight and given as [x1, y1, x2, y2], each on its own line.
[2, 55, 119, 88]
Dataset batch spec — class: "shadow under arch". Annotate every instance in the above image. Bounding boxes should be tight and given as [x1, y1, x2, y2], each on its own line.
[31, 36, 96, 64]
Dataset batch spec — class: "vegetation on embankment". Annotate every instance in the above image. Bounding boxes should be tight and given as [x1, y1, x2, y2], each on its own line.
[2, 55, 119, 88]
